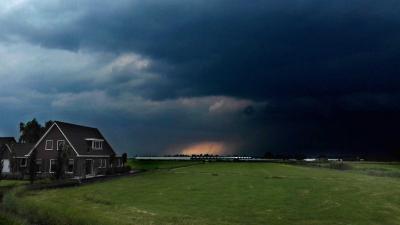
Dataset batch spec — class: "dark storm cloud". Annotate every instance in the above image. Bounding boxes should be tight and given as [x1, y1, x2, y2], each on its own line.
[3, 0, 400, 100]
[1, 0, 400, 157]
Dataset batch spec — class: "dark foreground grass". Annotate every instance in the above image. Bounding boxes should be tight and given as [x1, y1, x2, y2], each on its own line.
[0, 180, 27, 188]
[4, 162, 400, 225]
[0, 211, 27, 225]
[0, 180, 28, 225]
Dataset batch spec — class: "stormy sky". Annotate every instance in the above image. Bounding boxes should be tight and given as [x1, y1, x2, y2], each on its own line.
[1, 0, 400, 157]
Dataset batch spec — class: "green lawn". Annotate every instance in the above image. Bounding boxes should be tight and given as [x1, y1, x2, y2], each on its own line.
[5, 162, 400, 225]
[0, 180, 28, 225]
[0, 212, 27, 225]
[348, 162, 400, 177]
[127, 159, 202, 170]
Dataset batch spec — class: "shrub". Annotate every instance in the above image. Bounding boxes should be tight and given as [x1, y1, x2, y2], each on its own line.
[115, 165, 131, 173]
[3, 186, 99, 225]
[329, 161, 352, 170]
[27, 179, 80, 191]
[105, 166, 131, 175]
[1, 173, 24, 180]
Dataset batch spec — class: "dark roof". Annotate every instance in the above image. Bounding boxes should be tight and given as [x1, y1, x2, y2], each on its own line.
[0, 137, 17, 149]
[54, 121, 116, 156]
[0, 137, 16, 147]
[11, 143, 35, 157]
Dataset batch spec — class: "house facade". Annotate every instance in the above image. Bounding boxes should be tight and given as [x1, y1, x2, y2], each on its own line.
[1, 121, 122, 178]
[0, 137, 17, 173]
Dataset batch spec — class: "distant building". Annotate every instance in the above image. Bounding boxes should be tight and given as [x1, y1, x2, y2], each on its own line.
[304, 158, 316, 162]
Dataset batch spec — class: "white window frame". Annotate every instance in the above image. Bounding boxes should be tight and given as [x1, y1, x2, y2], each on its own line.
[57, 140, 65, 150]
[45, 140, 54, 150]
[20, 158, 27, 167]
[99, 159, 107, 168]
[92, 140, 103, 150]
[67, 159, 74, 174]
[49, 159, 56, 173]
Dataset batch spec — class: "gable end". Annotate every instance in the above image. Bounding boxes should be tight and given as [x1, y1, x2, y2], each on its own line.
[24, 122, 80, 157]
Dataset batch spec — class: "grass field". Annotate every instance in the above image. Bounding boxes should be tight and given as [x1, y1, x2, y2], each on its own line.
[0, 212, 27, 225]
[348, 162, 400, 177]
[127, 159, 202, 170]
[4, 162, 400, 225]
[0, 180, 28, 225]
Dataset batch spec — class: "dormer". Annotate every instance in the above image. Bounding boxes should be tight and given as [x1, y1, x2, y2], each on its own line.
[85, 138, 104, 150]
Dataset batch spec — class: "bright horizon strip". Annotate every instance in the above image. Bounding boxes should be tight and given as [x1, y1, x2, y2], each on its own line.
[180, 141, 227, 155]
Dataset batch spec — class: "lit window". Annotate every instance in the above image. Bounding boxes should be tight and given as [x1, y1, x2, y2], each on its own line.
[57, 140, 65, 150]
[45, 140, 53, 150]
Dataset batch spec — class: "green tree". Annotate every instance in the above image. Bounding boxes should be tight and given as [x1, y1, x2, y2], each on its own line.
[109, 152, 116, 167]
[121, 153, 128, 166]
[28, 148, 38, 184]
[9, 146, 18, 175]
[109, 152, 116, 174]
[55, 143, 71, 180]
[19, 119, 53, 143]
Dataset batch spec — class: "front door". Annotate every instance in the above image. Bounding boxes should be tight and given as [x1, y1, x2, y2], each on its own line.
[85, 159, 93, 175]
[1, 160, 10, 173]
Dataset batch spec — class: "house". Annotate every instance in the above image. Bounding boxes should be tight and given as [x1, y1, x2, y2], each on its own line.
[0, 137, 17, 173]
[1, 121, 122, 178]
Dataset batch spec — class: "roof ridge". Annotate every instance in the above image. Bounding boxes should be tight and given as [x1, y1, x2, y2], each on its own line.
[54, 121, 98, 130]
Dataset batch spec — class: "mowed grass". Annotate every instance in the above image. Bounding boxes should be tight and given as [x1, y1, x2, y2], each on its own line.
[6, 162, 400, 225]
[0, 212, 27, 225]
[0, 180, 28, 225]
[348, 162, 400, 177]
[127, 159, 202, 170]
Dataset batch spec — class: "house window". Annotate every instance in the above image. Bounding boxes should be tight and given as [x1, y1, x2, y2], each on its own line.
[99, 159, 107, 168]
[113, 159, 121, 167]
[67, 159, 74, 173]
[57, 140, 65, 150]
[92, 140, 103, 150]
[49, 159, 56, 173]
[20, 158, 27, 167]
[36, 159, 42, 173]
[45, 140, 53, 150]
